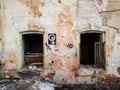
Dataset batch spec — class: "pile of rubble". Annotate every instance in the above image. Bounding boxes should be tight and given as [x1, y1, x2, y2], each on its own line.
[56, 77, 120, 90]
[0, 64, 120, 90]
[0, 78, 56, 90]
[0, 65, 56, 90]
[0, 73, 120, 90]
[0, 77, 120, 90]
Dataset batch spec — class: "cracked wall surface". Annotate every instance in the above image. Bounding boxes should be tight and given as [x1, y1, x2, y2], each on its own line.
[0, 0, 4, 63]
[0, 0, 120, 83]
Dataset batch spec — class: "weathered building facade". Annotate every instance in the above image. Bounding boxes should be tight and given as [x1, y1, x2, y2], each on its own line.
[0, 0, 120, 83]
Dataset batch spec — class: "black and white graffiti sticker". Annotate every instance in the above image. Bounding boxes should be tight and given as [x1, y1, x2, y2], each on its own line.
[48, 33, 56, 45]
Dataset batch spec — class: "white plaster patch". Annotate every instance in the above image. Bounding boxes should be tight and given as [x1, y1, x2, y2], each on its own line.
[94, 0, 108, 12]
[30, 80, 56, 90]
[108, 33, 120, 77]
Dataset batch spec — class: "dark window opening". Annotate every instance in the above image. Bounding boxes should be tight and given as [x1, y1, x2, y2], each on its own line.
[23, 34, 43, 54]
[80, 33, 100, 65]
[22, 34, 43, 67]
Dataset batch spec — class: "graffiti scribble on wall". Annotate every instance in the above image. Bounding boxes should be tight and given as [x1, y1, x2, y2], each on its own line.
[19, 0, 45, 17]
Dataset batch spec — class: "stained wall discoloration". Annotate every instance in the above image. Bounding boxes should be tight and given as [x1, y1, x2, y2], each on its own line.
[104, 0, 120, 77]
[19, 0, 45, 17]
[46, 5, 79, 82]
[118, 42, 120, 45]
[117, 67, 120, 75]
[107, 0, 120, 11]
[1, 0, 120, 83]
[0, 1, 4, 63]
[57, 0, 62, 4]
[4, 52, 18, 70]
[0, 16, 4, 56]
[105, 11, 120, 30]
[28, 22, 45, 30]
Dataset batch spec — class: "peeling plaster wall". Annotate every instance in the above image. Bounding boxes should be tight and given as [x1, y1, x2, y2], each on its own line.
[108, 33, 120, 76]
[77, 0, 107, 76]
[105, 0, 120, 77]
[2, 0, 78, 81]
[0, 0, 4, 63]
[1, 0, 120, 83]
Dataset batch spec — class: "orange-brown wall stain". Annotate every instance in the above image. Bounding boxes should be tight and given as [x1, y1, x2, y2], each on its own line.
[0, 15, 4, 55]
[117, 42, 120, 45]
[56, 5, 74, 46]
[28, 22, 46, 30]
[117, 67, 120, 75]
[4, 52, 18, 70]
[19, 0, 45, 17]
[0, 16, 3, 36]
[106, 45, 111, 57]
[48, 5, 79, 81]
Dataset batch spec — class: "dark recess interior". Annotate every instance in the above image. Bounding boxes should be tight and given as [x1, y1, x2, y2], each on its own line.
[23, 34, 43, 54]
[80, 33, 100, 65]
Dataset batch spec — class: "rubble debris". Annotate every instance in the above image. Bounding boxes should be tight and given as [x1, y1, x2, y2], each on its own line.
[0, 78, 56, 90]
[0, 64, 120, 90]
[30, 81, 56, 90]
[0, 75, 120, 90]
[1, 69, 21, 79]
[44, 73, 55, 82]
[104, 74, 116, 84]
[3, 70, 10, 78]
[18, 68, 43, 79]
